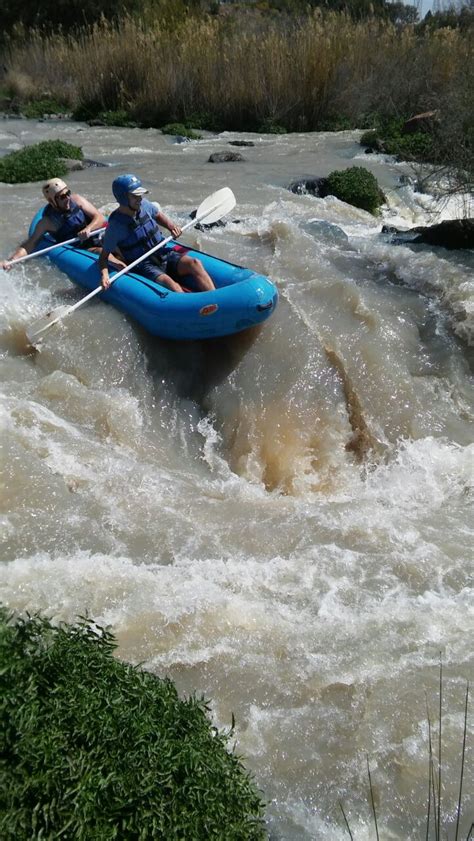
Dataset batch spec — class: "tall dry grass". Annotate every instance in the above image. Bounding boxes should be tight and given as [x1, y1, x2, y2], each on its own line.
[3, 13, 472, 130]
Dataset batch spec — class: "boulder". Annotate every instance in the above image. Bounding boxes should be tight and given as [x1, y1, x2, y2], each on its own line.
[288, 177, 329, 197]
[382, 218, 474, 250]
[208, 151, 244, 163]
[402, 110, 439, 135]
[229, 140, 255, 147]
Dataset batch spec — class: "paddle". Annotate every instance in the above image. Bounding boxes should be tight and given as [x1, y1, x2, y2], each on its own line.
[26, 187, 236, 345]
[4, 227, 107, 267]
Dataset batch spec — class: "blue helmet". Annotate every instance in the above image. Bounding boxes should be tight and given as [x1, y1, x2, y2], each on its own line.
[112, 174, 148, 206]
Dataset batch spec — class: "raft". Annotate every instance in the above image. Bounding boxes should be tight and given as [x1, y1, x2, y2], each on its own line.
[29, 209, 278, 340]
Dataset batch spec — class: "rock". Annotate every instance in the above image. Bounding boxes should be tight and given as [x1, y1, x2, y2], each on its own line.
[189, 209, 241, 230]
[82, 158, 109, 168]
[363, 138, 387, 153]
[402, 110, 439, 135]
[59, 157, 108, 172]
[87, 119, 106, 127]
[190, 208, 226, 230]
[229, 140, 254, 147]
[208, 152, 244, 163]
[303, 219, 349, 246]
[288, 177, 330, 197]
[60, 158, 85, 172]
[382, 218, 474, 250]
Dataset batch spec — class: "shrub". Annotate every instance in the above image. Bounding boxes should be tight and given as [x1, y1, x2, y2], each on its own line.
[257, 119, 287, 134]
[326, 166, 386, 214]
[21, 99, 69, 119]
[0, 607, 265, 840]
[98, 109, 138, 127]
[161, 122, 202, 139]
[0, 139, 83, 184]
[359, 129, 379, 149]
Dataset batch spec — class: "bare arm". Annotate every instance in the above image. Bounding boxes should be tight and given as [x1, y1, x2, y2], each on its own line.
[155, 210, 182, 239]
[73, 194, 106, 240]
[98, 248, 112, 289]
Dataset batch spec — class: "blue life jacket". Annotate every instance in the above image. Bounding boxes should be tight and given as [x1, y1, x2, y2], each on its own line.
[110, 207, 164, 263]
[45, 200, 91, 242]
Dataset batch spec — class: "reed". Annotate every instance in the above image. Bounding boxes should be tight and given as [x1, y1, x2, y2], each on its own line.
[340, 661, 471, 840]
[2, 13, 471, 135]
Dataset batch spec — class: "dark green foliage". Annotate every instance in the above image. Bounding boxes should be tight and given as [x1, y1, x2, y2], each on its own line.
[360, 129, 379, 149]
[326, 166, 386, 214]
[0, 607, 265, 840]
[161, 122, 202, 139]
[384, 131, 434, 161]
[21, 99, 69, 118]
[360, 117, 435, 163]
[0, 139, 83, 184]
[98, 109, 138, 127]
[256, 119, 287, 135]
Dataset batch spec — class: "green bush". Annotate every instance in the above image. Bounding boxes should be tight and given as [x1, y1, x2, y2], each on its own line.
[161, 122, 202, 139]
[326, 166, 386, 214]
[0, 139, 83, 184]
[0, 607, 265, 840]
[98, 109, 138, 127]
[359, 117, 436, 163]
[384, 131, 435, 162]
[21, 99, 69, 119]
[359, 129, 379, 149]
[256, 119, 287, 134]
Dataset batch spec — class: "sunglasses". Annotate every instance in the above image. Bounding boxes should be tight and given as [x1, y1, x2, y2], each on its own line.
[57, 190, 71, 200]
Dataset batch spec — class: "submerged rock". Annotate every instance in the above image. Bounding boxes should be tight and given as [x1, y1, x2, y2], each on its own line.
[382, 218, 474, 250]
[303, 219, 349, 246]
[208, 151, 245, 163]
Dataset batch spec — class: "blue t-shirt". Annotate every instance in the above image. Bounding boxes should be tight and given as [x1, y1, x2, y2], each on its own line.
[103, 198, 161, 253]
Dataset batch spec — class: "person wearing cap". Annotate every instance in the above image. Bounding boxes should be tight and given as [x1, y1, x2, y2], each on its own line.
[1, 178, 115, 270]
[99, 174, 215, 293]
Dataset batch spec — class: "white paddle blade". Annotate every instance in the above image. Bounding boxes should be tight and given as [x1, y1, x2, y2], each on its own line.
[195, 187, 236, 224]
[26, 305, 72, 345]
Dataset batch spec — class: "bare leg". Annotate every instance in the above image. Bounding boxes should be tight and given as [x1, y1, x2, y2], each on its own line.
[156, 272, 184, 293]
[176, 255, 215, 291]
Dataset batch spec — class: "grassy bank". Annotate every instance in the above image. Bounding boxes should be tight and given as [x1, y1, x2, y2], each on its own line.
[1, 13, 472, 137]
[0, 607, 265, 839]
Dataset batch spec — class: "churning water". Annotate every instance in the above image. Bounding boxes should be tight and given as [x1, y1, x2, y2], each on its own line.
[1, 119, 473, 839]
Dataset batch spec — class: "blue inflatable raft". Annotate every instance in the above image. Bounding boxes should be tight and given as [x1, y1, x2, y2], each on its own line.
[29, 209, 278, 341]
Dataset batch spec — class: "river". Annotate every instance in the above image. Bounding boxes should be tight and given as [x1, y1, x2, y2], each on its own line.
[1, 119, 473, 839]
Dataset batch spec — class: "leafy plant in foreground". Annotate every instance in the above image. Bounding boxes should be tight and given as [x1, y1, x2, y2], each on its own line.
[0, 607, 265, 840]
[0, 139, 83, 184]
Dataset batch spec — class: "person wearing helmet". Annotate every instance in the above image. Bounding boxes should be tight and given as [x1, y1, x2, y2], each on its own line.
[2, 178, 114, 270]
[99, 174, 215, 293]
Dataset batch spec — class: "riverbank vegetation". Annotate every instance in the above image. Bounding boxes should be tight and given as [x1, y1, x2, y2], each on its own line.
[0, 9, 471, 138]
[0, 607, 265, 839]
